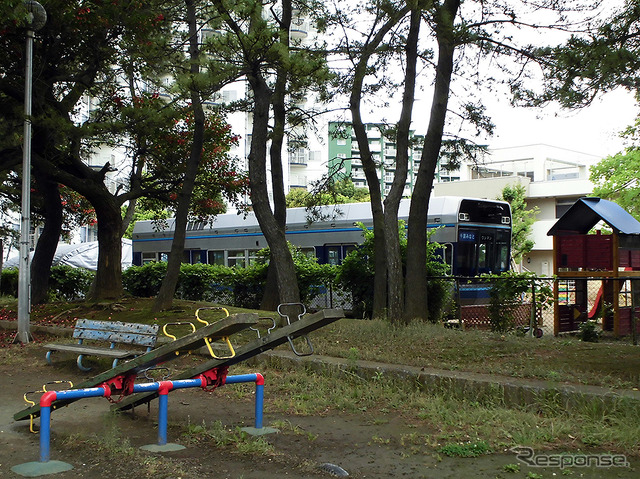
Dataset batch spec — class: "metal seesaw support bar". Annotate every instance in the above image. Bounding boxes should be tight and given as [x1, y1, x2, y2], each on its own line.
[11, 373, 270, 476]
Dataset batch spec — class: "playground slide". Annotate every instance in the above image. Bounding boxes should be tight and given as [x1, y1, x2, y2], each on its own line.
[587, 268, 631, 319]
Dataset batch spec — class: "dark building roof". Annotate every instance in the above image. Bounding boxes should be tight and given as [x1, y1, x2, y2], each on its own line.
[547, 197, 640, 236]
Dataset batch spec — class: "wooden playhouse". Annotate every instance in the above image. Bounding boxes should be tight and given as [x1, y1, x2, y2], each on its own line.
[547, 197, 640, 337]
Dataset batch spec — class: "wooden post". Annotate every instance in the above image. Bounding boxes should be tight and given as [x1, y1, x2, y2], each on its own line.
[613, 232, 620, 336]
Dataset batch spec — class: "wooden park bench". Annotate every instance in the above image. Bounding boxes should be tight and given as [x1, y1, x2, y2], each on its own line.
[44, 318, 160, 371]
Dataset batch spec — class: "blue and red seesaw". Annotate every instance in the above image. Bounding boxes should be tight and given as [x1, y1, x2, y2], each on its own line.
[12, 366, 277, 477]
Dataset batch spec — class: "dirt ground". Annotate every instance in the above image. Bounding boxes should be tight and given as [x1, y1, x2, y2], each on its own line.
[1, 343, 638, 479]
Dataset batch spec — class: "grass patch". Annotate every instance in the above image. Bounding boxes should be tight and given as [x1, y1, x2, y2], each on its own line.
[311, 318, 640, 389]
[2, 297, 638, 390]
[259, 359, 640, 455]
[181, 419, 275, 456]
[439, 440, 490, 457]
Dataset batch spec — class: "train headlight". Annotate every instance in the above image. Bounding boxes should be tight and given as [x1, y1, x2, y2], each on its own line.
[458, 213, 470, 221]
[502, 217, 511, 225]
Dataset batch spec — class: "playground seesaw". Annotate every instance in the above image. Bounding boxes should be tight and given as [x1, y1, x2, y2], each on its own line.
[111, 306, 345, 413]
[13, 311, 259, 422]
[14, 307, 345, 421]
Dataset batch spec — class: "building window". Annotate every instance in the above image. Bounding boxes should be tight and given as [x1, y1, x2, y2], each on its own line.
[556, 198, 577, 218]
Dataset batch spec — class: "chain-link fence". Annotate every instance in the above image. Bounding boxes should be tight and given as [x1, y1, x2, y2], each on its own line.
[198, 275, 638, 342]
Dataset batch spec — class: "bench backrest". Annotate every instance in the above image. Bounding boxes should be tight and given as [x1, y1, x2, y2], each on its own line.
[72, 319, 159, 348]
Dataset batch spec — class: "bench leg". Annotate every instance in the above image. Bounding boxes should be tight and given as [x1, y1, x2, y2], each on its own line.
[76, 355, 92, 372]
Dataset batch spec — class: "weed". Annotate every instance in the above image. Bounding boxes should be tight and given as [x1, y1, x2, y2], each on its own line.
[527, 472, 543, 479]
[438, 440, 490, 457]
[180, 419, 274, 455]
[503, 463, 520, 473]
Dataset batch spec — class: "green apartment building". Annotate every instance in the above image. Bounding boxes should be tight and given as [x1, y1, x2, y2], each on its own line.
[328, 121, 452, 197]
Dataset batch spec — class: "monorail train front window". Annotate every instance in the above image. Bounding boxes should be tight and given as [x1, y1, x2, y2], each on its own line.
[456, 230, 477, 276]
[494, 230, 511, 272]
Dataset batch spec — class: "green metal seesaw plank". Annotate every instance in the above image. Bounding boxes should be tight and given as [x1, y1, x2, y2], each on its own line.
[111, 308, 345, 412]
[14, 313, 259, 422]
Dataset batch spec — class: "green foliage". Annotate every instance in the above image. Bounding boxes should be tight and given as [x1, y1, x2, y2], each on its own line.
[337, 222, 451, 321]
[499, 184, 538, 264]
[0, 268, 18, 297]
[438, 440, 490, 457]
[48, 265, 95, 301]
[0, 265, 93, 300]
[122, 204, 171, 240]
[176, 263, 219, 301]
[122, 262, 168, 297]
[122, 246, 338, 309]
[590, 148, 640, 221]
[523, 2, 640, 108]
[578, 320, 600, 343]
[286, 179, 370, 208]
[483, 271, 553, 333]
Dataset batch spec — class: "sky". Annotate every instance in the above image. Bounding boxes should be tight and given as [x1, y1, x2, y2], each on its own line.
[485, 88, 638, 159]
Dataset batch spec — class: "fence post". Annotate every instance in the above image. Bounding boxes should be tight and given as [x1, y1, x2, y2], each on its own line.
[632, 279, 638, 346]
[530, 279, 536, 337]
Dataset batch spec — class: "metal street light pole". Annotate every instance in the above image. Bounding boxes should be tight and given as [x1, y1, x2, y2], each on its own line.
[16, 0, 47, 344]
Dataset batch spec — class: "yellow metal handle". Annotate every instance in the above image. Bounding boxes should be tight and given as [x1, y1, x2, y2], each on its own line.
[195, 307, 229, 326]
[162, 322, 196, 341]
[42, 380, 73, 392]
[203, 335, 236, 360]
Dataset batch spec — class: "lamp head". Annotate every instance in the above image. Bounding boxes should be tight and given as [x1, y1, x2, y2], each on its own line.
[24, 0, 47, 32]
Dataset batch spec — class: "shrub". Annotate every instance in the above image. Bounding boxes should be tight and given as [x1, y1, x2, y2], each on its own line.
[48, 265, 94, 300]
[0, 268, 19, 297]
[122, 262, 168, 297]
[484, 271, 553, 333]
[578, 319, 600, 342]
[177, 263, 218, 301]
[337, 222, 450, 321]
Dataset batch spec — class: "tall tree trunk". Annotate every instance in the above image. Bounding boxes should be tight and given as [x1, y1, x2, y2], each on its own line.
[30, 171, 63, 304]
[404, 0, 460, 322]
[153, 0, 205, 312]
[348, 5, 410, 319]
[260, 0, 293, 311]
[248, 73, 300, 305]
[383, 7, 421, 324]
[89, 193, 124, 300]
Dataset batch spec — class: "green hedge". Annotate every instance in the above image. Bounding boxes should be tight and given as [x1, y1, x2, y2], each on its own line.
[0, 265, 94, 300]
[122, 254, 337, 310]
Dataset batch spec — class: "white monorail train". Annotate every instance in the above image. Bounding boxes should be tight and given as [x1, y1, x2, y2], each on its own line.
[132, 196, 512, 277]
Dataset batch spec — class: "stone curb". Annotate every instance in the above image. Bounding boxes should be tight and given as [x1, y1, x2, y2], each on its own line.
[3, 319, 638, 410]
[253, 350, 640, 411]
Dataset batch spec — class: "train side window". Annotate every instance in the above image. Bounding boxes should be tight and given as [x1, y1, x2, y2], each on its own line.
[343, 244, 357, 258]
[247, 249, 260, 266]
[300, 247, 316, 259]
[477, 242, 491, 274]
[208, 250, 225, 265]
[456, 242, 476, 277]
[142, 252, 157, 264]
[227, 250, 246, 267]
[327, 246, 340, 265]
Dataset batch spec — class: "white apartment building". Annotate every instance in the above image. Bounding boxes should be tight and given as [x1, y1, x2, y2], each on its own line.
[433, 144, 602, 276]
